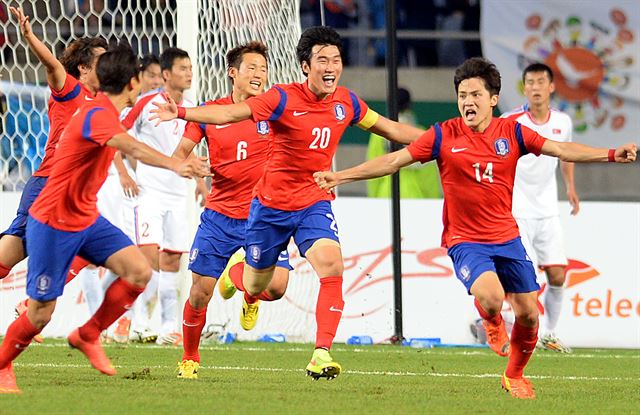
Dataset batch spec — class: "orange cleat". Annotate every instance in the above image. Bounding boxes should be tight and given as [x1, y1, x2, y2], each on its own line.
[68, 329, 116, 376]
[483, 318, 510, 357]
[0, 363, 21, 394]
[14, 299, 44, 344]
[501, 373, 536, 399]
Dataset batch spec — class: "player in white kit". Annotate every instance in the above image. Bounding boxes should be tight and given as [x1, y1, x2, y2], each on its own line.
[121, 48, 203, 345]
[503, 63, 579, 353]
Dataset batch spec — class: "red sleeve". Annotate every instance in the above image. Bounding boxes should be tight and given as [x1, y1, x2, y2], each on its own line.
[245, 86, 285, 122]
[183, 121, 205, 144]
[407, 126, 438, 163]
[50, 73, 80, 99]
[519, 123, 546, 156]
[83, 108, 126, 146]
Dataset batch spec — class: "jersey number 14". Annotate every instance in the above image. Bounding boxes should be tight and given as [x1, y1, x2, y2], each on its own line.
[472, 162, 494, 183]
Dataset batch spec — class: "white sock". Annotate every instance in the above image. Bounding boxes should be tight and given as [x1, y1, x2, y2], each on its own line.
[159, 270, 179, 335]
[544, 285, 564, 334]
[79, 267, 103, 314]
[130, 270, 159, 333]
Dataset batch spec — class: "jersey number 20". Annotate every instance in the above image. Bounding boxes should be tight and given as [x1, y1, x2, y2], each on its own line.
[310, 127, 331, 149]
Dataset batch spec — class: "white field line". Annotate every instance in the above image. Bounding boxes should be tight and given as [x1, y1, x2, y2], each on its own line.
[30, 342, 640, 360]
[13, 362, 639, 382]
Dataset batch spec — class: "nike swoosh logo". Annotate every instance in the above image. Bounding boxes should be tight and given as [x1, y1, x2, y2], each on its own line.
[183, 320, 199, 327]
[216, 124, 231, 129]
[278, 254, 287, 261]
[293, 111, 308, 117]
[329, 306, 343, 313]
[84, 96, 94, 101]
[451, 147, 467, 153]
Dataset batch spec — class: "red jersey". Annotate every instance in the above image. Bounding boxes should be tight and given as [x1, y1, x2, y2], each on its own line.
[35, 74, 93, 177]
[407, 117, 546, 248]
[30, 93, 126, 231]
[245, 82, 368, 210]
[183, 96, 272, 219]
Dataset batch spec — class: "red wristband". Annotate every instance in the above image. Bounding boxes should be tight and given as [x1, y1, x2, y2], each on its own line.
[608, 148, 616, 162]
[177, 106, 186, 119]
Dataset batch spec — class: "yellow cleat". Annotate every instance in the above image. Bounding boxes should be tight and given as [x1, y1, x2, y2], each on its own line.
[240, 298, 260, 331]
[177, 359, 200, 379]
[305, 348, 342, 381]
[217, 253, 244, 300]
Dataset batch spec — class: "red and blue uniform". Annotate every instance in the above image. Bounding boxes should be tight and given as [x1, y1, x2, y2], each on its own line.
[25, 93, 133, 301]
[183, 96, 290, 277]
[407, 117, 546, 293]
[242, 81, 368, 268]
[1, 74, 93, 246]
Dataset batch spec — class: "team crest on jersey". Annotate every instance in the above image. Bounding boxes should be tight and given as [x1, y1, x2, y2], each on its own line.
[256, 121, 269, 135]
[494, 138, 510, 157]
[459, 265, 471, 282]
[248, 245, 262, 262]
[334, 104, 346, 121]
[36, 274, 51, 295]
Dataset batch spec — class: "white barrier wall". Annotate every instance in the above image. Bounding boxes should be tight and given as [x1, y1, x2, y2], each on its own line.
[1, 193, 638, 348]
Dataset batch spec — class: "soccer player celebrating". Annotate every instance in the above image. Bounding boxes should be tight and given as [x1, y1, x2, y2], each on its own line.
[151, 26, 425, 380]
[175, 41, 292, 379]
[313, 57, 636, 398]
[502, 63, 578, 353]
[0, 7, 106, 287]
[0, 44, 210, 394]
[121, 47, 200, 346]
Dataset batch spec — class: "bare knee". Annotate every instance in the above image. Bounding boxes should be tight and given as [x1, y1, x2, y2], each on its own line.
[545, 266, 566, 287]
[26, 300, 56, 330]
[243, 266, 275, 296]
[189, 278, 214, 309]
[515, 307, 539, 327]
[125, 262, 152, 288]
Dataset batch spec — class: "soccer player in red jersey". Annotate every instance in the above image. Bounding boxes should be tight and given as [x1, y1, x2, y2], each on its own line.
[151, 26, 425, 380]
[313, 57, 636, 398]
[174, 41, 292, 379]
[0, 44, 210, 394]
[0, 7, 107, 283]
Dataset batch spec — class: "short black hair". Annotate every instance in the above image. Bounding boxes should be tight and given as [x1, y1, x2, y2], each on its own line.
[97, 43, 140, 94]
[454, 57, 501, 96]
[159, 47, 190, 71]
[226, 41, 268, 83]
[60, 37, 108, 79]
[140, 54, 160, 72]
[296, 26, 343, 77]
[522, 62, 554, 83]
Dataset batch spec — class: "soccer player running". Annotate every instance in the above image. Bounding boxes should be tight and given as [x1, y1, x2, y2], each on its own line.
[0, 44, 210, 394]
[175, 41, 293, 379]
[313, 57, 636, 398]
[1, 7, 107, 340]
[121, 48, 202, 346]
[151, 26, 425, 380]
[502, 63, 578, 353]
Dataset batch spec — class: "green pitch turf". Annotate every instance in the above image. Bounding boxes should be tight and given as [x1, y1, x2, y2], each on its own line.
[1, 340, 638, 414]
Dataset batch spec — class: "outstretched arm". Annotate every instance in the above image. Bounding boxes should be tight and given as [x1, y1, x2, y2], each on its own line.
[150, 94, 252, 125]
[560, 161, 579, 215]
[364, 114, 425, 145]
[314, 148, 415, 191]
[10, 7, 67, 91]
[541, 140, 637, 163]
[107, 133, 211, 179]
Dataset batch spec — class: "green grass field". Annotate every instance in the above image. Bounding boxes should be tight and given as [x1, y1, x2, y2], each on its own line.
[1, 340, 638, 414]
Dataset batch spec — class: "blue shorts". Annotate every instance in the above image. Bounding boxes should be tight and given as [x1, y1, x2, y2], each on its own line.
[26, 215, 133, 301]
[447, 237, 539, 294]
[245, 199, 340, 269]
[1, 176, 48, 252]
[188, 208, 291, 278]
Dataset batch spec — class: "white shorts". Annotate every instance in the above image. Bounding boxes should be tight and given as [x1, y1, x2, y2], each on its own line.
[97, 174, 137, 242]
[135, 188, 190, 252]
[516, 216, 568, 268]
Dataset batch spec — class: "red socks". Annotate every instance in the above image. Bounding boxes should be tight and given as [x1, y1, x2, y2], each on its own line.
[0, 313, 42, 369]
[474, 298, 503, 326]
[0, 260, 10, 279]
[78, 278, 144, 341]
[506, 321, 538, 378]
[182, 301, 207, 363]
[315, 276, 344, 350]
[66, 256, 90, 284]
[228, 261, 245, 291]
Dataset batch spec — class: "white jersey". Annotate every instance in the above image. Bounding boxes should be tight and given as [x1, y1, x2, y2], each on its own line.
[122, 90, 194, 197]
[502, 105, 573, 218]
